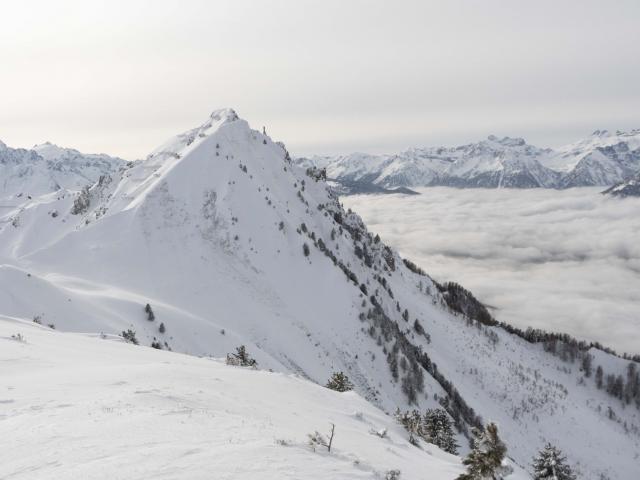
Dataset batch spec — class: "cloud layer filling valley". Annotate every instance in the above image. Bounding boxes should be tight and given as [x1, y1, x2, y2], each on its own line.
[344, 187, 640, 354]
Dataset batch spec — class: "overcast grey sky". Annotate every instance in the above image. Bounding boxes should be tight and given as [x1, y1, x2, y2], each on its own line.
[2, 0, 639, 159]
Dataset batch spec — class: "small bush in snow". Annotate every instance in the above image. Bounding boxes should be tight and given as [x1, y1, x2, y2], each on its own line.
[303, 243, 310, 257]
[226, 345, 257, 367]
[158, 322, 166, 334]
[150, 340, 163, 349]
[385, 470, 401, 480]
[326, 371, 354, 392]
[308, 423, 335, 452]
[395, 409, 422, 446]
[11, 333, 26, 343]
[369, 427, 387, 438]
[121, 329, 139, 345]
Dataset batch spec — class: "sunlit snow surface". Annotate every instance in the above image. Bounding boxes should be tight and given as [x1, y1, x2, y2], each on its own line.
[0, 318, 480, 480]
[344, 187, 640, 354]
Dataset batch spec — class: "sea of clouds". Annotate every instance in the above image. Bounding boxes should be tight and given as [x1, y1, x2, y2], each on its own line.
[343, 187, 640, 354]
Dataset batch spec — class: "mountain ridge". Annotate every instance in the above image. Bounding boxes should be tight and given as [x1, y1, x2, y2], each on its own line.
[296, 130, 640, 193]
[1, 110, 639, 479]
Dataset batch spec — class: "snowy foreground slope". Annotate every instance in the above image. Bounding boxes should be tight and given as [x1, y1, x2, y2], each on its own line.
[297, 129, 640, 192]
[0, 317, 485, 480]
[1, 110, 639, 479]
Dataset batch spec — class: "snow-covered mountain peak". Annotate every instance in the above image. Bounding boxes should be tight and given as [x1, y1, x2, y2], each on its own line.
[485, 135, 526, 147]
[209, 107, 240, 123]
[94, 108, 279, 217]
[32, 141, 79, 160]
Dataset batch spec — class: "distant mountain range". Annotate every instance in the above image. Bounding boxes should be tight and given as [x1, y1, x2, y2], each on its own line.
[296, 129, 640, 193]
[0, 140, 125, 200]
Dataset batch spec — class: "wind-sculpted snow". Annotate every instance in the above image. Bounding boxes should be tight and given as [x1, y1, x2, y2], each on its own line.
[298, 129, 640, 192]
[0, 110, 638, 479]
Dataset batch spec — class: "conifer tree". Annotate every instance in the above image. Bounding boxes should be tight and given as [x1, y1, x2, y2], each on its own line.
[226, 345, 257, 367]
[595, 365, 604, 389]
[532, 443, 576, 480]
[326, 371, 354, 392]
[121, 329, 139, 345]
[145, 303, 155, 321]
[457, 423, 511, 480]
[423, 408, 459, 454]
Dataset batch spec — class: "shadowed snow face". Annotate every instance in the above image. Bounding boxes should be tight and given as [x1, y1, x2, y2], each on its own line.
[344, 187, 640, 354]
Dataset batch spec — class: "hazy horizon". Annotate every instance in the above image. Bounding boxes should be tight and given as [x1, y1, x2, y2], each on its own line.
[2, 0, 639, 160]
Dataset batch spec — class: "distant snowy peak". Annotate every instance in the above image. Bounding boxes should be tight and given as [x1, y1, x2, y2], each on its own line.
[299, 130, 640, 192]
[0, 140, 125, 200]
[552, 130, 640, 187]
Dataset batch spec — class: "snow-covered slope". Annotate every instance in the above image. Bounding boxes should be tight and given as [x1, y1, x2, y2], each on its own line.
[553, 130, 640, 188]
[1, 110, 638, 479]
[0, 317, 482, 480]
[298, 130, 640, 192]
[602, 170, 640, 197]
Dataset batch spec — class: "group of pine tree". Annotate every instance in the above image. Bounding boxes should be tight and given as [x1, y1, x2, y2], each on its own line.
[454, 422, 576, 480]
[391, 395, 577, 480]
[395, 408, 459, 455]
[243, 358, 579, 479]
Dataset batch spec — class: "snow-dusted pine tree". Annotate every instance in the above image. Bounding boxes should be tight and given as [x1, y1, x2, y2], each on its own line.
[532, 443, 576, 480]
[326, 371, 354, 392]
[457, 423, 512, 480]
[226, 345, 257, 367]
[423, 408, 459, 454]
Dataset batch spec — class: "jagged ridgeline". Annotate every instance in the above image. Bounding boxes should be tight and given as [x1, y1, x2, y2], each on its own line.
[295, 129, 640, 193]
[1, 109, 638, 480]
